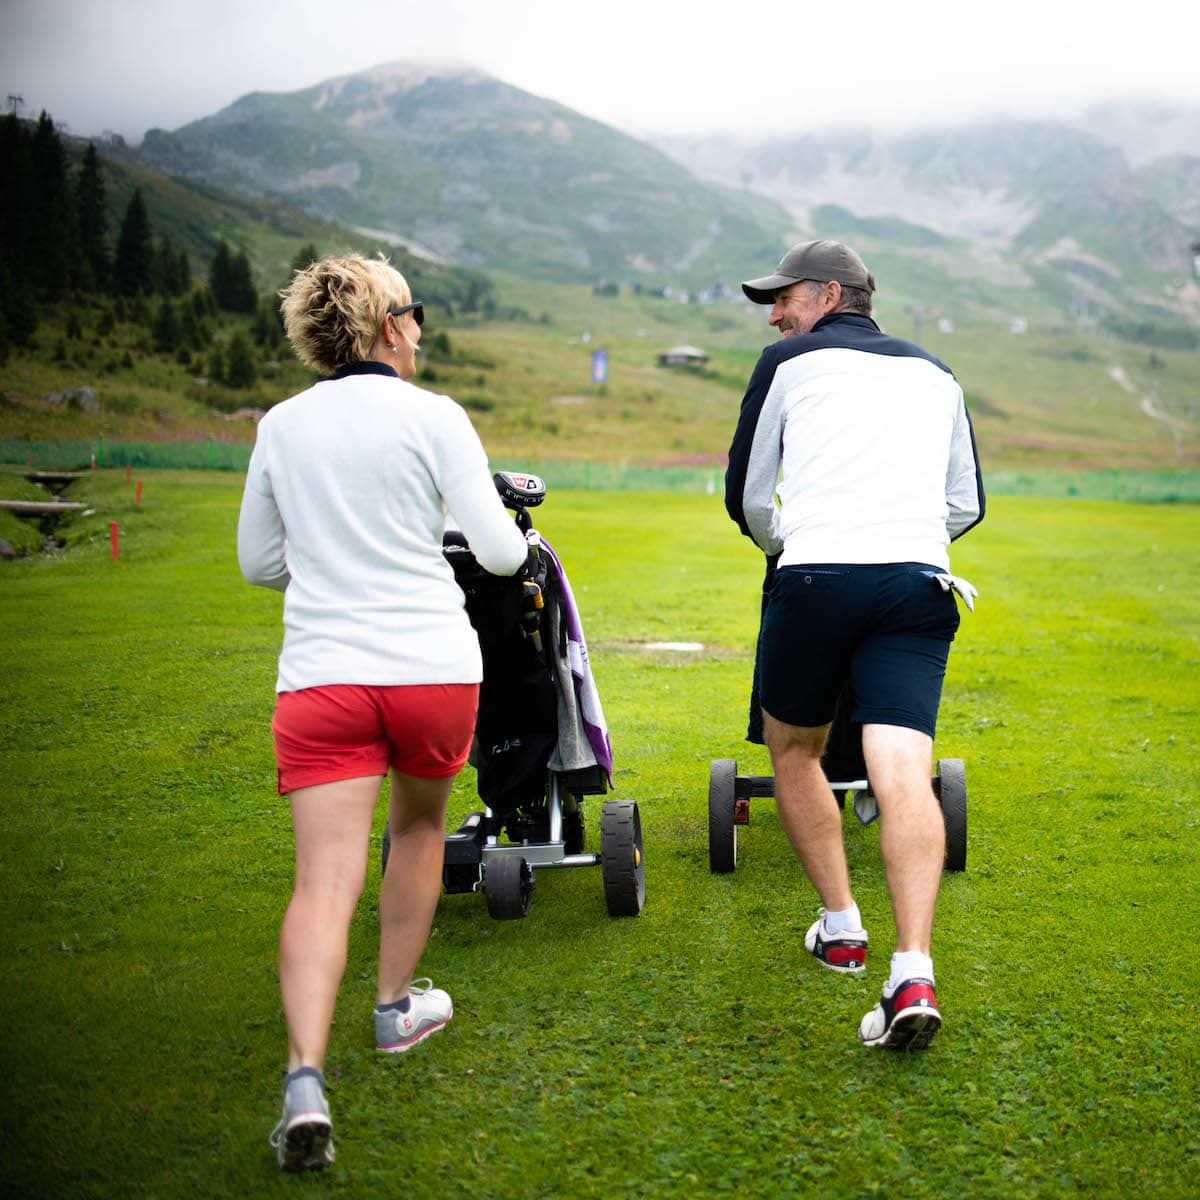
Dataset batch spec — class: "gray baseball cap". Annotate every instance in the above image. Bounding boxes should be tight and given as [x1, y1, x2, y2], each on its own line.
[742, 239, 876, 304]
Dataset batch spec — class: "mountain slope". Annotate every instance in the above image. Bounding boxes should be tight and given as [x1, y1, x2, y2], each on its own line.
[93, 135, 503, 317]
[655, 112, 1200, 334]
[135, 62, 791, 288]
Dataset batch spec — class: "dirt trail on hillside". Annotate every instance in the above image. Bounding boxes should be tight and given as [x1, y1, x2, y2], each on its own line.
[1107, 365, 1190, 453]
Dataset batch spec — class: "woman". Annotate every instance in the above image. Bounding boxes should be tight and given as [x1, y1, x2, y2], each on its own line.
[237, 255, 529, 1171]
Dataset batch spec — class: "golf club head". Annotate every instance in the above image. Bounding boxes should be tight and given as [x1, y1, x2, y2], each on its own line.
[493, 471, 546, 509]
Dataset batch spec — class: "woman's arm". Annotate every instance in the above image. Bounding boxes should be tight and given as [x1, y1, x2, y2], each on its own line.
[437, 406, 528, 576]
[237, 440, 291, 591]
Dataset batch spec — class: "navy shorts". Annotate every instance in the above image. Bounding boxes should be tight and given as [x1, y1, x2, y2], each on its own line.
[758, 563, 960, 738]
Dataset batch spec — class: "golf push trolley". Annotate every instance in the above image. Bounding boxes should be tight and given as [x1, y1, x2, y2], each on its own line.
[383, 470, 645, 920]
[707, 695, 967, 874]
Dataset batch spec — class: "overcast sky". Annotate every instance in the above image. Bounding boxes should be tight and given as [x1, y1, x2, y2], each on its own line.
[2, 0, 1198, 144]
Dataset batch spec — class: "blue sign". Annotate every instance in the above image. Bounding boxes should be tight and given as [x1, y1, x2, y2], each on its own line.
[591, 349, 608, 384]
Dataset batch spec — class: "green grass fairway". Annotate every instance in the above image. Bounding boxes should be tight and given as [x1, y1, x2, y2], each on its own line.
[2, 472, 1197, 1198]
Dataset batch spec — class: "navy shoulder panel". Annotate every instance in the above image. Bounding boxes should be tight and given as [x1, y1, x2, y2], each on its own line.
[764, 313, 956, 378]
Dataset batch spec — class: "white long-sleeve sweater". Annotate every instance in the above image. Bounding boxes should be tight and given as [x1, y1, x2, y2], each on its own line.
[237, 363, 528, 692]
[725, 313, 984, 569]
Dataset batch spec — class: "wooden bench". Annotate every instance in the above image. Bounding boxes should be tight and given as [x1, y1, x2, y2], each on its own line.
[0, 500, 87, 515]
[25, 471, 88, 484]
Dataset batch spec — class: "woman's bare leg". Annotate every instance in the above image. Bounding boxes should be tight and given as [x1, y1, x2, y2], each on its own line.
[280, 775, 382, 1072]
[376, 770, 454, 1004]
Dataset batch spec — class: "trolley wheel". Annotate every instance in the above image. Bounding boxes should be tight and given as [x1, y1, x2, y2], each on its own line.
[934, 758, 967, 872]
[381, 824, 392, 874]
[600, 800, 645, 917]
[484, 855, 533, 920]
[708, 758, 737, 873]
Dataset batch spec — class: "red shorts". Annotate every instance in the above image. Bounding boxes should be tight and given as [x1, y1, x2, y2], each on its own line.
[272, 683, 479, 794]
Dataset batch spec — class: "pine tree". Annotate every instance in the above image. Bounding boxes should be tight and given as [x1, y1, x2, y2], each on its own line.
[179, 301, 208, 352]
[113, 188, 154, 296]
[0, 113, 35, 290]
[210, 240, 258, 312]
[154, 235, 191, 296]
[152, 296, 180, 352]
[224, 248, 258, 313]
[76, 142, 110, 291]
[289, 243, 319, 276]
[209, 239, 233, 307]
[192, 286, 216, 320]
[0, 258, 37, 351]
[253, 296, 284, 348]
[29, 111, 79, 298]
[172, 248, 192, 294]
[206, 341, 225, 384]
[224, 329, 258, 388]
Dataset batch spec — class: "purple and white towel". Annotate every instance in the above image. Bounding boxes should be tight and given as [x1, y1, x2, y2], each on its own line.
[538, 535, 613, 783]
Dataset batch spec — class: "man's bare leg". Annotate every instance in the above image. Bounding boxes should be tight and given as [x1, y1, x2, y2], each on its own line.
[861, 723, 944, 955]
[762, 711, 853, 911]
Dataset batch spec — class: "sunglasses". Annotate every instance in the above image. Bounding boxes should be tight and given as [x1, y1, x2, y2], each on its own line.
[388, 302, 424, 328]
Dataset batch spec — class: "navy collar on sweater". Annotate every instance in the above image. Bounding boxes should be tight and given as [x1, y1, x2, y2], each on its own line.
[810, 312, 881, 335]
[326, 360, 400, 382]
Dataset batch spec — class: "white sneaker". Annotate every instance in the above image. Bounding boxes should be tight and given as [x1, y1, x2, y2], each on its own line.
[269, 1067, 334, 1171]
[804, 910, 868, 974]
[859, 978, 941, 1050]
[375, 979, 453, 1053]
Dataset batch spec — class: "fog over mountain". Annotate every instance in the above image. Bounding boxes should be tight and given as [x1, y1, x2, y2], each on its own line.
[129, 62, 1200, 333]
[654, 101, 1200, 331]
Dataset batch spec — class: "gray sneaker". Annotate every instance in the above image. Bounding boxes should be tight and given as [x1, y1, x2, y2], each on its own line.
[375, 978, 453, 1053]
[268, 1067, 334, 1172]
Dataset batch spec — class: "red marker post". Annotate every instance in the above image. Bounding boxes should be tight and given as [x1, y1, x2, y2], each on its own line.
[125, 464, 131, 482]
[136, 480, 143, 506]
[111, 521, 119, 560]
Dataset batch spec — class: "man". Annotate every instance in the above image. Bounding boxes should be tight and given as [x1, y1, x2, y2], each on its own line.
[725, 240, 984, 1050]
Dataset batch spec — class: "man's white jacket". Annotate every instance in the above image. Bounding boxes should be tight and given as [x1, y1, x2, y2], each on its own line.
[725, 312, 985, 570]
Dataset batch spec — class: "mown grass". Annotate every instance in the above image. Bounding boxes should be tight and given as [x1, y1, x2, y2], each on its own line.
[1, 472, 1198, 1198]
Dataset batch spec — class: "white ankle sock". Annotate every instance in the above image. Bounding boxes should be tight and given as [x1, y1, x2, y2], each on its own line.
[888, 951, 934, 989]
[822, 903, 863, 935]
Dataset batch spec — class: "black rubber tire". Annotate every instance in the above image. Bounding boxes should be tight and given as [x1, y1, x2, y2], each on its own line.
[381, 824, 392, 874]
[600, 800, 645, 917]
[708, 758, 737, 873]
[935, 758, 967, 872]
[484, 855, 533, 919]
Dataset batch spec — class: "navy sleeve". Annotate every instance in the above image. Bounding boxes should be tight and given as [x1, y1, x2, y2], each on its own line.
[725, 347, 778, 540]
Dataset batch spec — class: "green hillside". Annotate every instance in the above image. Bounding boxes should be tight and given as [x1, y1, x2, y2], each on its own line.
[4, 273, 1198, 477]
[133, 62, 792, 290]
[1, 110, 1196, 488]
[97, 144, 499, 312]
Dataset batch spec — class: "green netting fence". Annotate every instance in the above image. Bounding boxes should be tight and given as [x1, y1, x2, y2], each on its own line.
[2, 439, 1198, 502]
[1, 437, 252, 472]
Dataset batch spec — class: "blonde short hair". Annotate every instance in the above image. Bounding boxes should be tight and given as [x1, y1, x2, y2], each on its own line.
[280, 255, 412, 373]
